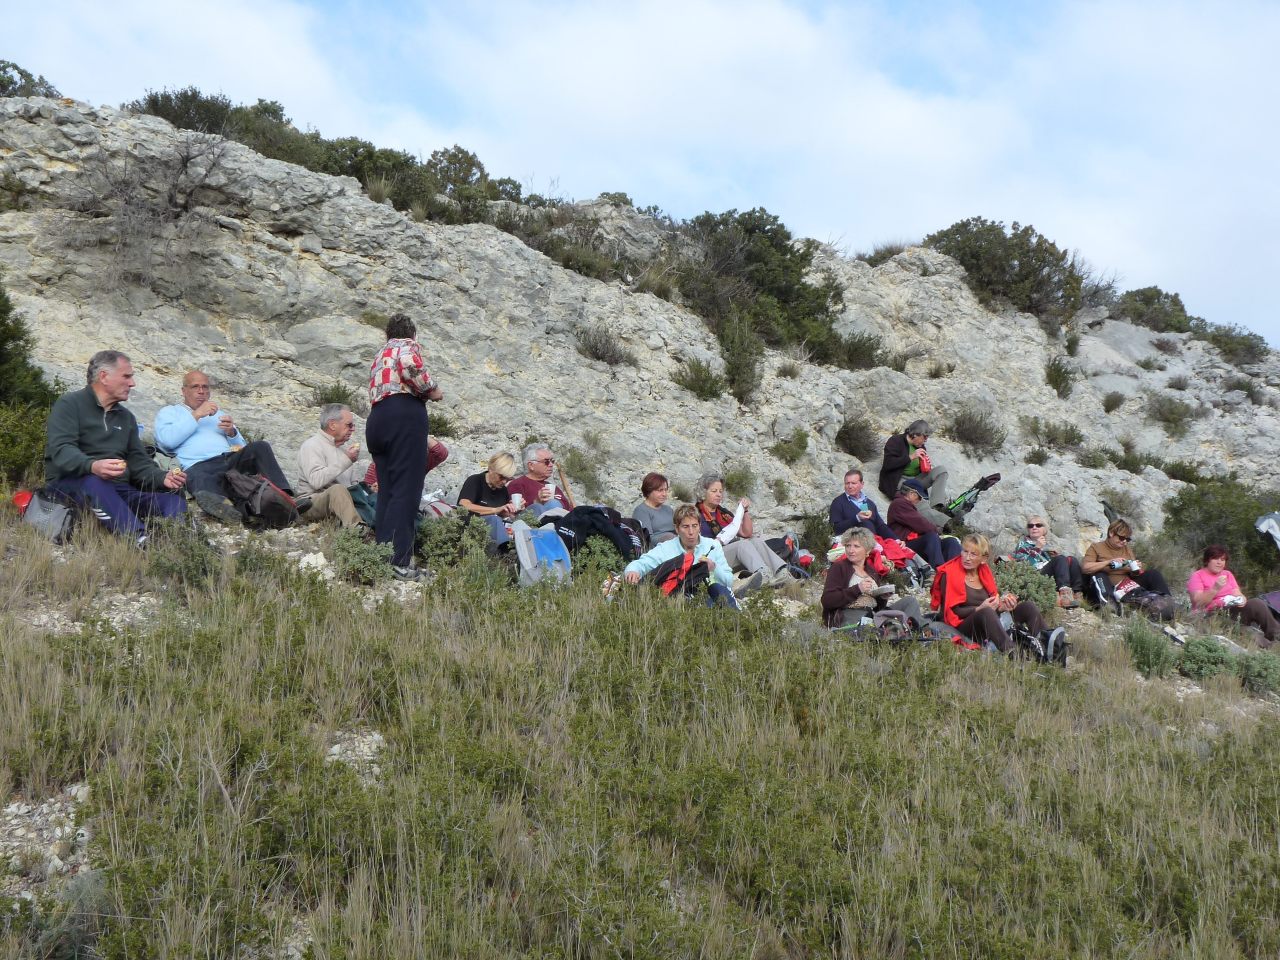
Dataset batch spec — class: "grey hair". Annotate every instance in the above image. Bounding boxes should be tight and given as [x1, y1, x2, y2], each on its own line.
[86, 350, 129, 386]
[695, 472, 724, 499]
[840, 526, 876, 554]
[521, 443, 551, 468]
[905, 419, 931, 437]
[319, 403, 350, 430]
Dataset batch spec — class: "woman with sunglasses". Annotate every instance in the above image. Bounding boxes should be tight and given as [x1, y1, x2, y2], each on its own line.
[1013, 515, 1083, 608]
[1082, 518, 1171, 599]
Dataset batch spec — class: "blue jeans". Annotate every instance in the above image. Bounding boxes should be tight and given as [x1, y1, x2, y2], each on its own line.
[49, 475, 186, 536]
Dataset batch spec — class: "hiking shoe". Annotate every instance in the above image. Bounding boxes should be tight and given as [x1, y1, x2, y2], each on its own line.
[1057, 587, 1080, 609]
[294, 495, 313, 516]
[733, 571, 764, 598]
[135, 533, 149, 549]
[391, 564, 425, 582]
[193, 488, 242, 525]
[768, 568, 795, 588]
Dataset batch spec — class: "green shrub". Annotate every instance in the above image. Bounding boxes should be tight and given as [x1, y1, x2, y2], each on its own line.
[798, 508, 833, 559]
[769, 429, 808, 465]
[1202, 323, 1268, 367]
[823, 331, 884, 371]
[1025, 447, 1049, 466]
[672, 358, 727, 400]
[1237, 651, 1280, 696]
[1021, 417, 1084, 450]
[0, 401, 49, 486]
[1167, 374, 1190, 390]
[1115, 286, 1197, 333]
[311, 380, 366, 416]
[670, 482, 693, 504]
[1124, 619, 1177, 678]
[854, 240, 912, 266]
[993, 560, 1058, 623]
[718, 313, 764, 404]
[573, 537, 626, 581]
[358, 309, 388, 330]
[1146, 392, 1195, 438]
[1045, 355, 1076, 398]
[0, 284, 57, 408]
[364, 173, 392, 203]
[562, 436, 607, 501]
[0, 60, 60, 98]
[834, 414, 879, 461]
[723, 463, 755, 497]
[1162, 478, 1280, 595]
[1178, 636, 1237, 682]
[1102, 391, 1126, 413]
[1065, 332, 1081, 357]
[947, 407, 1007, 457]
[576, 323, 636, 366]
[416, 508, 491, 569]
[770, 478, 789, 503]
[1136, 355, 1165, 372]
[1152, 336, 1180, 355]
[924, 217, 1083, 320]
[1160, 459, 1212, 485]
[1076, 448, 1109, 469]
[1223, 375, 1263, 405]
[331, 529, 393, 584]
[1100, 486, 1142, 523]
[776, 359, 800, 379]
[146, 519, 221, 590]
[928, 360, 952, 379]
[429, 411, 458, 439]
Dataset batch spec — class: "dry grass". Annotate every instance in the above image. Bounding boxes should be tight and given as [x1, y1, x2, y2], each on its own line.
[1, 512, 1279, 958]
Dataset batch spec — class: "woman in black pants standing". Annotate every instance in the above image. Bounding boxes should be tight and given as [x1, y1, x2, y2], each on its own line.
[366, 313, 442, 580]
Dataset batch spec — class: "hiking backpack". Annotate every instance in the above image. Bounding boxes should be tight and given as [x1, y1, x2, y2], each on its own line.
[18, 488, 77, 544]
[511, 519, 572, 587]
[647, 552, 712, 598]
[223, 469, 300, 529]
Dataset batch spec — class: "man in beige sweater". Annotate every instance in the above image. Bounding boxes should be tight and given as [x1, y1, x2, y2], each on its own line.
[296, 403, 367, 529]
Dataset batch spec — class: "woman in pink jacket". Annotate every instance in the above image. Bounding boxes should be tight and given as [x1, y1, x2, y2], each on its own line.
[1186, 544, 1278, 647]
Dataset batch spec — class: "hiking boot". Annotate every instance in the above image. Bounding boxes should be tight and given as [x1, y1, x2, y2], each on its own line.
[193, 489, 242, 525]
[391, 563, 425, 582]
[733, 571, 764, 598]
[294, 495, 313, 516]
[768, 567, 795, 588]
[1057, 586, 1080, 609]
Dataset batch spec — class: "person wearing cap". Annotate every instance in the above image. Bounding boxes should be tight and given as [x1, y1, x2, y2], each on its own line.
[878, 419, 950, 527]
[886, 477, 959, 569]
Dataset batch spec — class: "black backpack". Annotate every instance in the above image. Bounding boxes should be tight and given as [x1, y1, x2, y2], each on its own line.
[223, 469, 300, 529]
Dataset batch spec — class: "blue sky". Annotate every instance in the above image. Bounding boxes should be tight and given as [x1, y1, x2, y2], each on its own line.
[8, 0, 1279, 343]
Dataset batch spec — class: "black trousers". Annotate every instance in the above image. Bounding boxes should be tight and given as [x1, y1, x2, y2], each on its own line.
[1041, 554, 1084, 592]
[186, 440, 294, 498]
[366, 393, 428, 566]
[956, 600, 1046, 653]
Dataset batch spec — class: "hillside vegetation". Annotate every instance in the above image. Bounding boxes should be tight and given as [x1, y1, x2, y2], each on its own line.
[2, 518, 1279, 958]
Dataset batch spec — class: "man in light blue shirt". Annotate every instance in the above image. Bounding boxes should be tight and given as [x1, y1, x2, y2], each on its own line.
[623, 504, 751, 608]
[154, 370, 298, 521]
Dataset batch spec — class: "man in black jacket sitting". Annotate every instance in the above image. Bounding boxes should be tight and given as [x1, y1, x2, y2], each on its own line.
[878, 419, 950, 527]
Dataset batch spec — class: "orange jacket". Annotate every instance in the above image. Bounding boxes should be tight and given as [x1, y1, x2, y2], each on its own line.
[930, 556, 997, 628]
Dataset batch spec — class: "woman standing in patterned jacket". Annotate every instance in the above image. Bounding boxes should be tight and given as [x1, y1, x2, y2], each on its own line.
[365, 313, 443, 581]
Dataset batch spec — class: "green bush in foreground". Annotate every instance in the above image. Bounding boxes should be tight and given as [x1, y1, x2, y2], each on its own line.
[993, 560, 1059, 625]
[1124, 619, 1177, 679]
[3, 514, 1280, 957]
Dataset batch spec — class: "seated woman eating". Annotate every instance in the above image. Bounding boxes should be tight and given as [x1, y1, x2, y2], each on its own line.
[932, 533, 1062, 654]
[623, 504, 737, 608]
[694, 472, 791, 588]
[1187, 545, 1279, 648]
[632, 471, 676, 544]
[1082, 519, 1171, 602]
[1012, 514, 1083, 608]
[456, 452, 519, 547]
[821, 527, 925, 629]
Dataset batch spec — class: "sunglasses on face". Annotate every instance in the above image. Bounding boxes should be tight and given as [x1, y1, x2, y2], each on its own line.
[1118, 536, 1133, 543]
[1027, 523, 1045, 529]
[535, 458, 556, 465]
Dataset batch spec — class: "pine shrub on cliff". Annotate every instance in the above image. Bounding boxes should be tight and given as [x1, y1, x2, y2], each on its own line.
[0, 281, 57, 484]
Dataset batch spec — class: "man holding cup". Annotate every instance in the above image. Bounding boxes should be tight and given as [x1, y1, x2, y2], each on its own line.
[505, 443, 576, 518]
[155, 369, 301, 523]
[829, 468, 893, 538]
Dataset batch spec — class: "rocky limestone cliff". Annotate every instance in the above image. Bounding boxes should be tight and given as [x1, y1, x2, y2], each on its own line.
[2, 96, 1277, 554]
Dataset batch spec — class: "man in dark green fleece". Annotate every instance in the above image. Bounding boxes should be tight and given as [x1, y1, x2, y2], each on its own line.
[45, 350, 188, 544]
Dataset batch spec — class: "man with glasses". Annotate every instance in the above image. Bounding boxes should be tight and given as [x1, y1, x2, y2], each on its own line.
[155, 369, 302, 523]
[506, 443, 577, 517]
[1012, 515, 1084, 608]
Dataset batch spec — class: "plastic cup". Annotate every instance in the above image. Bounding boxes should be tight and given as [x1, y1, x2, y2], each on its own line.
[511, 493, 525, 510]
[543, 482, 555, 500]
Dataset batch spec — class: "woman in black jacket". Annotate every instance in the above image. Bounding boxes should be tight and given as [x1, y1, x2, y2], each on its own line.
[821, 527, 923, 628]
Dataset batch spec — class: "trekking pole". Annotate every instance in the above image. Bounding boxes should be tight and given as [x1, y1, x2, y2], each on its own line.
[556, 463, 578, 509]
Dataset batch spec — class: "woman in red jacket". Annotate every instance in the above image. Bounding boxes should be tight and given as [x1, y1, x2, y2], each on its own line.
[931, 533, 1061, 654]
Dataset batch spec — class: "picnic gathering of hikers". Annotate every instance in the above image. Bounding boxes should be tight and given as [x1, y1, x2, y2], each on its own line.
[20, 313, 1280, 662]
